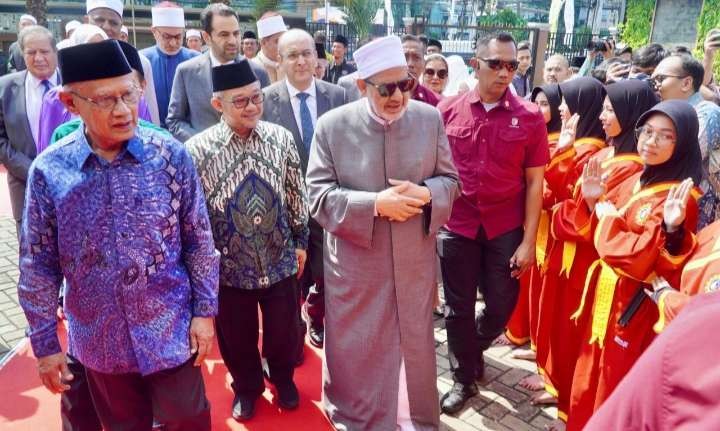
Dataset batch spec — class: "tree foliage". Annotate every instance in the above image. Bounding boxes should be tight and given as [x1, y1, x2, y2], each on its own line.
[253, 0, 281, 22]
[618, 0, 655, 48]
[343, 0, 381, 40]
[694, 0, 720, 80]
[477, 8, 527, 27]
[25, 0, 46, 27]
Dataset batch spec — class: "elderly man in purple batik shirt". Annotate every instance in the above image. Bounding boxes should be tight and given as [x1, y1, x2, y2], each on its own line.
[18, 40, 219, 431]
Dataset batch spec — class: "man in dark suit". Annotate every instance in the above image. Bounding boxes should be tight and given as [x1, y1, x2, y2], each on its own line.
[262, 28, 347, 351]
[166, 3, 269, 142]
[0, 25, 58, 235]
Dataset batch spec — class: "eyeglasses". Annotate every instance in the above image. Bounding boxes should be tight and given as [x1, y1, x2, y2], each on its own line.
[365, 76, 416, 97]
[650, 74, 687, 90]
[635, 125, 676, 145]
[284, 50, 315, 62]
[478, 58, 520, 72]
[159, 32, 183, 43]
[70, 87, 142, 110]
[424, 68, 448, 79]
[219, 92, 265, 110]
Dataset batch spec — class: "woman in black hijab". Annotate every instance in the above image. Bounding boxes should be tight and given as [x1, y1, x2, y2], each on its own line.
[635, 99, 703, 186]
[559, 76, 606, 141]
[601, 80, 659, 155]
[567, 99, 703, 430]
[531, 84, 562, 136]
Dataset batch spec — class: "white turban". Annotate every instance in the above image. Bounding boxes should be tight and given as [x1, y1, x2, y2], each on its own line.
[86, 0, 124, 18]
[65, 20, 81, 34]
[353, 35, 407, 79]
[186, 29, 201, 39]
[70, 24, 108, 46]
[151, 4, 185, 28]
[256, 15, 286, 39]
[19, 14, 37, 25]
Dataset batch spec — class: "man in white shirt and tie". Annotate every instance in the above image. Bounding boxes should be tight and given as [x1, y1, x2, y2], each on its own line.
[0, 25, 58, 234]
[262, 28, 347, 358]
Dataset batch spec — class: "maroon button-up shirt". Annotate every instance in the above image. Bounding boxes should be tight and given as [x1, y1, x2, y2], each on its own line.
[413, 83, 439, 107]
[438, 89, 549, 240]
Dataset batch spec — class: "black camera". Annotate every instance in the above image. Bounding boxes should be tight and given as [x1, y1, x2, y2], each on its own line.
[587, 37, 613, 52]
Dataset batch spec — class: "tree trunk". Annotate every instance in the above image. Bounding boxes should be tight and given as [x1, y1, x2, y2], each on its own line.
[26, 0, 47, 27]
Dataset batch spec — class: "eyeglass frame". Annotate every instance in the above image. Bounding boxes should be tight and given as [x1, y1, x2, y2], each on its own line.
[217, 92, 265, 110]
[635, 124, 677, 145]
[158, 31, 184, 43]
[477, 57, 520, 72]
[649, 73, 689, 90]
[424, 68, 448, 79]
[69, 86, 143, 111]
[364, 76, 417, 98]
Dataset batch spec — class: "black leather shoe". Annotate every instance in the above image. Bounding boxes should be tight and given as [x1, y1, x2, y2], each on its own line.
[276, 381, 300, 410]
[232, 393, 258, 421]
[476, 353, 485, 381]
[440, 382, 478, 415]
[308, 326, 324, 348]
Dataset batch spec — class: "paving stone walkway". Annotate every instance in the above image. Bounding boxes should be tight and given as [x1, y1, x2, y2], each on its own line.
[0, 213, 554, 430]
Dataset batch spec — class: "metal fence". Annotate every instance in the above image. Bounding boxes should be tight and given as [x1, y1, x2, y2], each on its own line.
[546, 30, 613, 60]
[305, 21, 539, 62]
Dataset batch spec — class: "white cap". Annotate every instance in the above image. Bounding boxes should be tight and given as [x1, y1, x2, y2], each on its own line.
[256, 15, 286, 39]
[65, 20, 81, 34]
[353, 35, 407, 79]
[186, 29, 201, 39]
[151, 4, 185, 28]
[56, 39, 73, 50]
[19, 14, 37, 25]
[86, 0, 124, 18]
[120, 25, 128, 35]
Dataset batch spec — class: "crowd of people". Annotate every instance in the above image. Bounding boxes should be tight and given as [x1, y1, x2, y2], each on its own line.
[3, 1, 720, 431]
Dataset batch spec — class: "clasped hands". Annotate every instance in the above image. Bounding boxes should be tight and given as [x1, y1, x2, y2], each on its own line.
[376, 179, 431, 222]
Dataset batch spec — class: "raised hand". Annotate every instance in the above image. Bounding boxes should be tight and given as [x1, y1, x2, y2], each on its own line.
[664, 178, 694, 231]
[557, 113, 579, 151]
[582, 157, 606, 210]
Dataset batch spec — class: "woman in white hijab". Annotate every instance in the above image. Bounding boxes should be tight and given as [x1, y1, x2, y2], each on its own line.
[443, 55, 475, 97]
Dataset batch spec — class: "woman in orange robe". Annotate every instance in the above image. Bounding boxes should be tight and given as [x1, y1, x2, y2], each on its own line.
[503, 84, 562, 349]
[648, 217, 720, 331]
[523, 77, 607, 396]
[540, 81, 658, 423]
[567, 100, 704, 431]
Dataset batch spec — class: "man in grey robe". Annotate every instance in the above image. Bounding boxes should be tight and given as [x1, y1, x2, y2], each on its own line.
[306, 35, 461, 431]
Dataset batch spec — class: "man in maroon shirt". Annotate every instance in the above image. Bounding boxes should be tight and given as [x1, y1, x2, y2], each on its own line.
[437, 32, 548, 414]
[402, 34, 439, 107]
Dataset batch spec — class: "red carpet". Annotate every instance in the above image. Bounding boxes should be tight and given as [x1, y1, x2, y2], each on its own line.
[0, 325, 334, 430]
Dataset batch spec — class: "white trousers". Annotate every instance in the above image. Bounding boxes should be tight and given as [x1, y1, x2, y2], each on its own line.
[397, 358, 416, 431]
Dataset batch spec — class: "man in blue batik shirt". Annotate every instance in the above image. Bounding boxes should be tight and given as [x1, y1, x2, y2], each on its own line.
[18, 40, 219, 431]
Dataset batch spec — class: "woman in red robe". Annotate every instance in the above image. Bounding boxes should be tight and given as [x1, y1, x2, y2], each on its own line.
[502, 84, 562, 350]
[567, 100, 704, 430]
[648, 217, 720, 331]
[540, 81, 658, 426]
[522, 77, 607, 398]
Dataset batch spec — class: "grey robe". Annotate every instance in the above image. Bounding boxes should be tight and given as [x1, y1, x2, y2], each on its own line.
[306, 99, 460, 430]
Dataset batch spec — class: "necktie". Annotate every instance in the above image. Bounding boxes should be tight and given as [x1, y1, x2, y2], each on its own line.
[41, 79, 51, 97]
[297, 92, 314, 152]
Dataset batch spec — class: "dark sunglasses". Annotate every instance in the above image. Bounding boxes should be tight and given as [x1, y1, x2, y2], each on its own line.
[478, 58, 520, 72]
[424, 68, 448, 79]
[365, 76, 416, 97]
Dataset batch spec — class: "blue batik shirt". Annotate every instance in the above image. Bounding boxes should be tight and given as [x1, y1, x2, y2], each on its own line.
[18, 125, 219, 375]
[689, 92, 720, 228]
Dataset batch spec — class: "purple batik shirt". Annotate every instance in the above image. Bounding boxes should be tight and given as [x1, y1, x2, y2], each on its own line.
[18, 126, 219, 375]
[37, 87, 153, 155]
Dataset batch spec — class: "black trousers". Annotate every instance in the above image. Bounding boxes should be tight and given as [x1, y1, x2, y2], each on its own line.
[303, 218, 325, 330]
[85, 358, 210, 431]
[61, 354, 102, 431]
[439, 226, 524, 385]
[216, 276, 298, 397]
